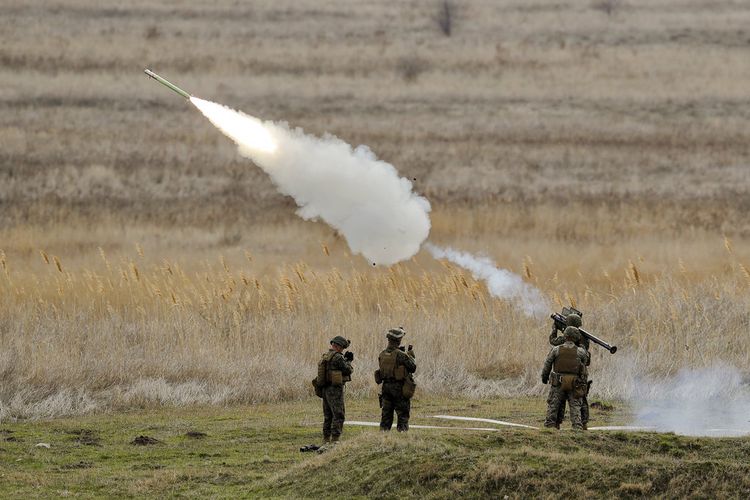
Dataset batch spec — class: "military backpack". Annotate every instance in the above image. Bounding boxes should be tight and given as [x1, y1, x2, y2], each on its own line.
[378, 349, 406, 381]
[377, 349, 416, 399]
[553, 345, 584, 392]
[312, 351, 347, 397]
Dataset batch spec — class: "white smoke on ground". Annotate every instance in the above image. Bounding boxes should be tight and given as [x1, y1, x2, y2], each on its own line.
[190, 97, 431, 266]
[631, 365, 750, 437]
[425, 244, 549, 318]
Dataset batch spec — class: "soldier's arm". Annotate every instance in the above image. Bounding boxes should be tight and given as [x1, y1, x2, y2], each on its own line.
[331, 354, 353, 375]
[577, 347, 590, 367]
[549, 327, 562, 346]
[581, 336, 591, 351]
[399, 351, 417, 374]
[541, 348, 556, 379]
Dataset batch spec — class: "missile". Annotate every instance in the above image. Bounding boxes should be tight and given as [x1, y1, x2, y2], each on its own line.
[144, 69, 191, 99]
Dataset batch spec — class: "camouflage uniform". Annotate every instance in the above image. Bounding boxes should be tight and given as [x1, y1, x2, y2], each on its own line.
[541, 327, 589, 430]
[378, 328, 417, 432]
[549, 314, 591, 428]
[321, 338, 353, 442]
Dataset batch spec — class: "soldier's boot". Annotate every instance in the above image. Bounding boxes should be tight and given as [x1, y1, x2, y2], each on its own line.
[397, 424, 408, 432]
[582, 423, 588, 430]
[323, 435, 331, 443]
[331, 435, 340, 442]
[543, 422, 558, 429]
[555, 423, 560, 429]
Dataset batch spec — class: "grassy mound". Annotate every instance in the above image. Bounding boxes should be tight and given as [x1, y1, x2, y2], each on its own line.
[264, 430, 750, 498]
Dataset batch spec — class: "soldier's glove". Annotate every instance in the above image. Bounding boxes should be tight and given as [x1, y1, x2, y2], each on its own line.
[407, 345, 413, 351]
[344, 351, 354, 362]
[542, 374, 549, 385]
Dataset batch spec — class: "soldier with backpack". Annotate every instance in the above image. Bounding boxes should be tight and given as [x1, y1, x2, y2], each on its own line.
[549, 312, 592, 428]
[312, 336, 354, 443]
[374, 327, 417, 432]
[541, 326, 589, 430]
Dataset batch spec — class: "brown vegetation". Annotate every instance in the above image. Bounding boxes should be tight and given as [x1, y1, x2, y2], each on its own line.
[1, 0, 750, 418]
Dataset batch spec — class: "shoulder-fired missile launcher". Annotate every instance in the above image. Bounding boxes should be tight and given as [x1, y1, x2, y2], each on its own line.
[550, 307, 618, 354]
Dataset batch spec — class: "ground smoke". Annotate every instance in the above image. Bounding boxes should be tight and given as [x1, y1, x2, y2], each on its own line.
[631, 365, 750, 437]
[190, 97, 431, 266]
[425, 244, 548, 317]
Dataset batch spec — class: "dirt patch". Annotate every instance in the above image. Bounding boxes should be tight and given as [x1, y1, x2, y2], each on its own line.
[69, 429, 101, 446]
[2, 430, 18, 442]
[61, 461, 94, 470]
[185, 431, 207, 439]
[591, 401, 615, 411]
[131, 463, 165, 470]
[130, 435, 162, 446]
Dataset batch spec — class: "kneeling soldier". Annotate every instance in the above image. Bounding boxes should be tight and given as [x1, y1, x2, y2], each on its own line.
[315, 336, 353, 442]
[541, 326, 589, 430]
[375, 327, 416, 432]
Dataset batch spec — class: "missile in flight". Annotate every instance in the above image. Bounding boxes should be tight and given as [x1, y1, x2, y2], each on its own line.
[144, 69, 191, 99]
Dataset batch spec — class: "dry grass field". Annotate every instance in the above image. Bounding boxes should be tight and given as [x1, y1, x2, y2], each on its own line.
[2, 0, 750, 419]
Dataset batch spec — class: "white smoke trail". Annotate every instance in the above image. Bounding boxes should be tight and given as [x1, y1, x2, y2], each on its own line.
[190, 97, 431, 266]
[425, 244, 549, 318]
[631, 365, 750, 437]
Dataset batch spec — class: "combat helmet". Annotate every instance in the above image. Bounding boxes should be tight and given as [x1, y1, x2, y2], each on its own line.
[566, 313, 582, 328]
[386, 327, 406, 342]
[563, 326, 580, 342]
[330, 336, 350, 348]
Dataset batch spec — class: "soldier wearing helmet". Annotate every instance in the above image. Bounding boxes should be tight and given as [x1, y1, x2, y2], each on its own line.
[375, 327, 417, 431]
[549, 313, 587, 349]
[541, 326, 589, 430]
[315, 335, 354, 443]
[549, 312, 592, 428]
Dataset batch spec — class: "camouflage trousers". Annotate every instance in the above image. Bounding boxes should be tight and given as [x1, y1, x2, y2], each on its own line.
[322, 385, 346, 439]
[556, 395, 589, 427]
[380, 382, 410, 432]
[545, 385, 583, 429]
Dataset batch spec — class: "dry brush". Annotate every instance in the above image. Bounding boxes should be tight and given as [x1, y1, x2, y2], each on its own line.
[2, 234, 749, 420]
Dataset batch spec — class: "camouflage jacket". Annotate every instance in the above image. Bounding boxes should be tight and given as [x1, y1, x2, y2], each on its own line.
[380, 346, 417, 376]
[327, 350, 353, 379]
[541, 341, 589, 381]
[549, 327, 591, 351]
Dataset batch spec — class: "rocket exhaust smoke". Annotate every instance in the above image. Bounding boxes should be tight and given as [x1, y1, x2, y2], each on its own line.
[426, 244, 548, 317]
[631, 365, 750, 437]
[189, 92, 545, 318]
[190, 97, 431, 266]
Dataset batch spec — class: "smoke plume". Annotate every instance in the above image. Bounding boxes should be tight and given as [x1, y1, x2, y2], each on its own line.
[631, 365, 750, 437]
[190, 97, 431, 266]
[425, 244, 548, 317]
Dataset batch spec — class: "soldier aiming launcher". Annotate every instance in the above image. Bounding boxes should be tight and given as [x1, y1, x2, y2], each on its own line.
[551, 307, 617, 354]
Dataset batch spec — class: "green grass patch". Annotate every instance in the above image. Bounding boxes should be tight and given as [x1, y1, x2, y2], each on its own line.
[0, 397, 748, 498]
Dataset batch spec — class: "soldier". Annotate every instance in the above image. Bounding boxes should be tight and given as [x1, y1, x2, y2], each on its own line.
[375, 327, 416, 432]
[541, 326, 589, 430]
[549, 313, 592, 429]
[317, 335, 354, 443]
[549, 313, 589, 350]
